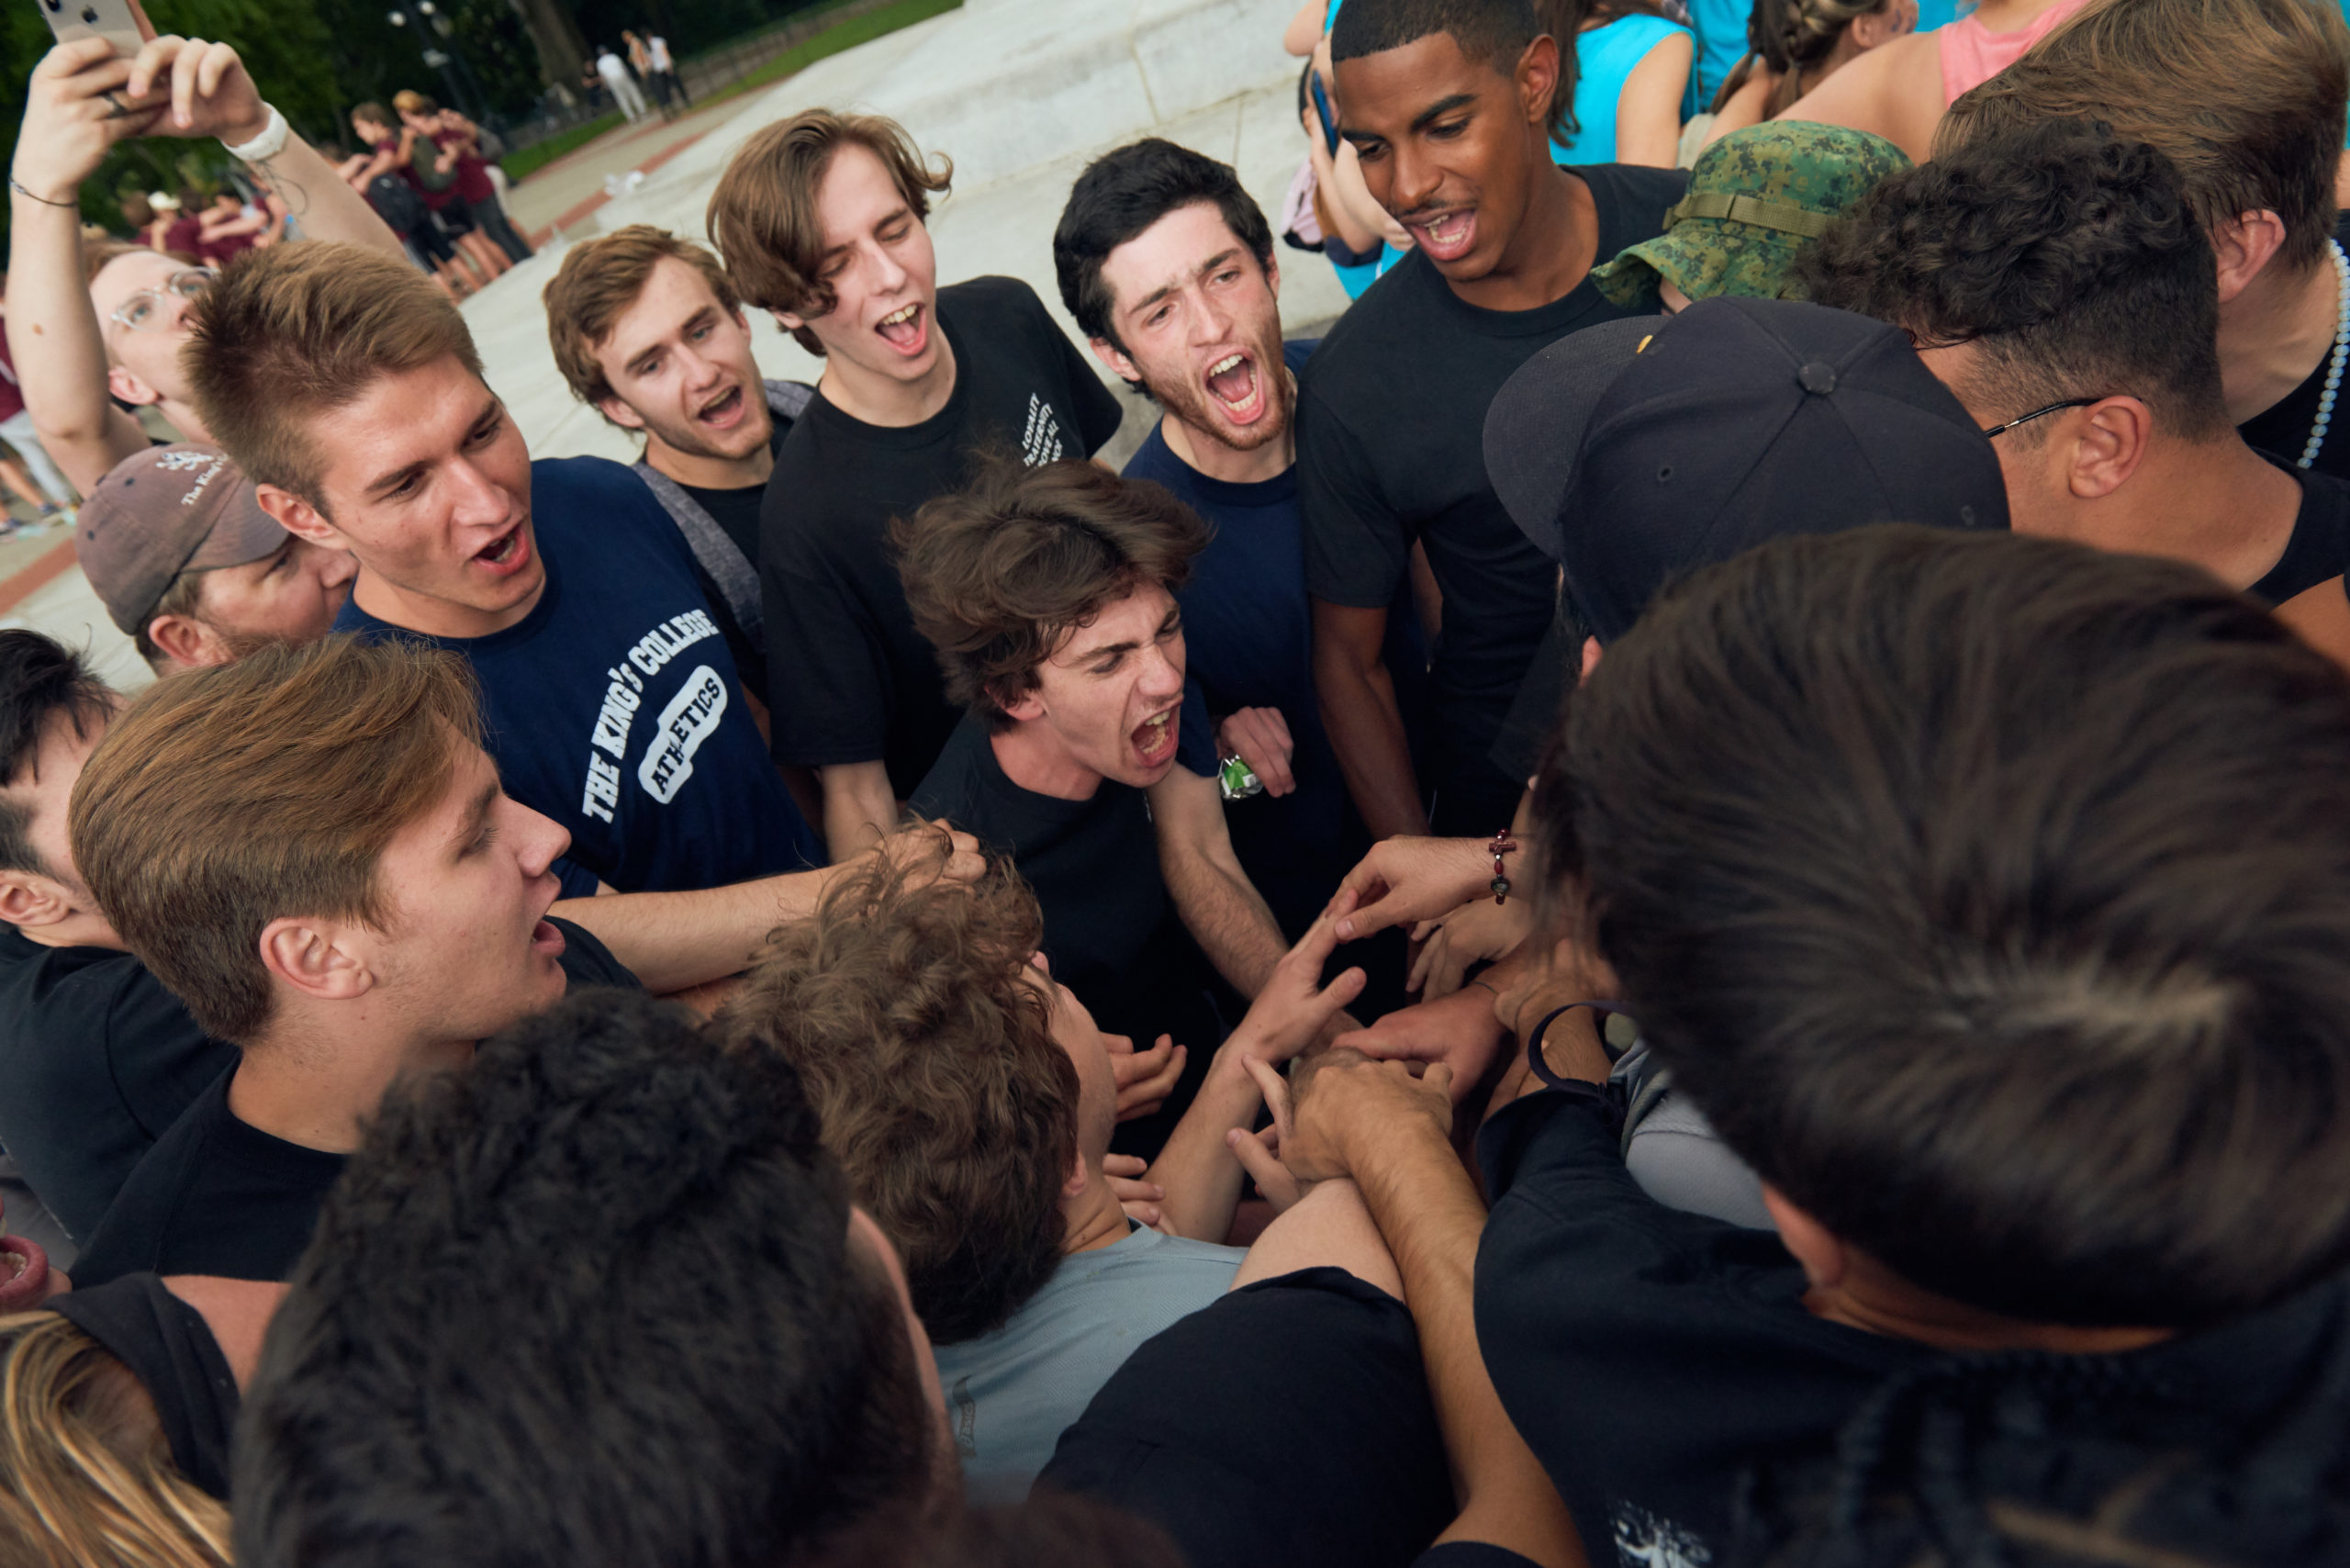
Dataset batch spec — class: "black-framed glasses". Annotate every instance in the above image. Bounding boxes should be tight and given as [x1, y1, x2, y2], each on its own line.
[1982, 398, 2097, 439]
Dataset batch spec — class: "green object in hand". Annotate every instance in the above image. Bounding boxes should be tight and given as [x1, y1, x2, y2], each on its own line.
[1218, 755, 1263, 801]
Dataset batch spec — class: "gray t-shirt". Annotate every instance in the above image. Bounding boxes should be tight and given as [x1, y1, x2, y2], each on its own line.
[933, 1222, 1244, 1497]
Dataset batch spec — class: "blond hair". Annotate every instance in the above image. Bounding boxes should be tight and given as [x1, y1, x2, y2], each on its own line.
[543, 225, 744, 411]
[1940, 0, 2349, 273]
[182, 241, 485, 509]
[69, 635, 484, 1043]
[706, 109, 951, 355]
[0, 1312, 232, 1568]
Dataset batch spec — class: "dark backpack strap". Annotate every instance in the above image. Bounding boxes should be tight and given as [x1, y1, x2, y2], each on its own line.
[632, 462, 762, 648]
[765, 378, 815, 423]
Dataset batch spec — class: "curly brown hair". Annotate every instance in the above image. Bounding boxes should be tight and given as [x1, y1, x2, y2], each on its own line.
[893, 455, 1210, 729]
[710, 836, 1078, 1345]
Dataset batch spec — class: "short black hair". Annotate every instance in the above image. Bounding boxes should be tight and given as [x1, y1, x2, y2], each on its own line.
[1538, 525, 2350, 1328]
[0, 631, 110, 879]
[1799, 120, 2231, 442]
[1331, 0, 1540, 69]
[233, 990, 940, 1568]
[1054, 139, 1275, 352]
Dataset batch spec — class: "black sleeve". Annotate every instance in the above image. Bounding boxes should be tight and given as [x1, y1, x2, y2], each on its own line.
[551, 918, 642, 991]
[1413, 1545, 1545, 1568]
[759, 487, 896, 768]
[1040, 1267, 1454, 1568]
[1298, 380, 1410, 611]
[102, 966, 239, 1140]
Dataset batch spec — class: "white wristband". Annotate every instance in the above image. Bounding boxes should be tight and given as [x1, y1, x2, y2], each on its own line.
[221, 104, 289, 163]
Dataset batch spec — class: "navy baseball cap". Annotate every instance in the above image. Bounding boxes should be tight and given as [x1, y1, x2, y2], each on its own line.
[1483, 296, 2009, 643]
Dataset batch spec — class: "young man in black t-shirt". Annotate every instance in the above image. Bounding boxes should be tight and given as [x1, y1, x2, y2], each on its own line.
[63, 638, 647, 1285]
[710, 111, 1125, 863]
[1932, 0, 2350, 482]
[543, 226, 814, 711]
[0, 630, 980, 1271]
[1054, 140, 1418, 998]
[1302, 0, 1684, 841]
[1804, 122, 2350, 670]
[0, 633, 233, 1247]
[900, 460, 1324, 1156]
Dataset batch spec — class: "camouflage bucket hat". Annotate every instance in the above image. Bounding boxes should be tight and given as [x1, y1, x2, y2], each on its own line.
[1593, 122, 1913, 309]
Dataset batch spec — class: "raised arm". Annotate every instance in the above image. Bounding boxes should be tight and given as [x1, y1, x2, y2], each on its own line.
[1142, 901, 1365, 1241]
[1148, 761, 1289, 999]
[7, 40, 173, 494]
[1270, 1052, 1587, 1567]
[554, 822, 979, 994]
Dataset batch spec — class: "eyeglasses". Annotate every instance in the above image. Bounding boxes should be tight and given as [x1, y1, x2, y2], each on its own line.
[107, 269, 215, 334]
[1982, 398, 2097, 439]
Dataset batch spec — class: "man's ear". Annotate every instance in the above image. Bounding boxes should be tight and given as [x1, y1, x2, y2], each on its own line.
[2065, 397, 2154, 499]
[0, 869, 81, 932]
[596, 393, 649, 432]
[2211, 209, 2289, 305]
[1761, 1183, 1848, 1289]
[1265, 248, 1281, 302]
[994, 684, 1045, 724]
[772, 308, 809, 335]
[1064, 1137, 1089, 1200]
[1088, 335, 1140, 386]
[254, 484, 349, 552]
[143, 611, 229, 672]
[1516, 31, 1562, 128]
[256, 915, 377, 1005]
[1578, 634, 1602, 684]
[106, 364, 162, 409]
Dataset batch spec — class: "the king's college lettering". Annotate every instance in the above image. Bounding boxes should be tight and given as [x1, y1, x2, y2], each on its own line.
[579, 610, 722, 823]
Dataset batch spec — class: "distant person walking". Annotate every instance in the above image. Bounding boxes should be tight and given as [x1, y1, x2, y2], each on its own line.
[649, 34, 688, 108]
[597, 46, 650, 123]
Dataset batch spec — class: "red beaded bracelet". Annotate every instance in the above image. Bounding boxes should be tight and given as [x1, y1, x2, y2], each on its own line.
[1488, 831, 1518, 904]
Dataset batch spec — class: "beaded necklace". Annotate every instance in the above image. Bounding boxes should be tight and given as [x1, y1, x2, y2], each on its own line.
[2298, 237, 2349, 470]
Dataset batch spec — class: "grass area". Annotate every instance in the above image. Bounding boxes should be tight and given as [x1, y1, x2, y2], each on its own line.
[700, 0, 966, 109]
[501, 113, 625, 184]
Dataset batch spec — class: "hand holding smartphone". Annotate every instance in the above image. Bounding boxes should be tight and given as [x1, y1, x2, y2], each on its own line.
[35, 0, 151, 58]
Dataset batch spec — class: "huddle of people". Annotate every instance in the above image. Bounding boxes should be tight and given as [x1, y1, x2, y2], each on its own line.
[4, 0, 2350, 1562]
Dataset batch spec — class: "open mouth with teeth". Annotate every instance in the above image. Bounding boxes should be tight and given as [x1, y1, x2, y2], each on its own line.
[876, 301, 928, 357]
[1408, 208, 1479, 263]
[696, 385, 746, 430]
[0, 1235, 50, 1312]
[1203, 351, 1269, 425]
[472, 522, 533, 579]
[1132, 706, 1180, 769]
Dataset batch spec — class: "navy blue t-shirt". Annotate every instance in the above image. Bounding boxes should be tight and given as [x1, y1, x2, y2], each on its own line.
[337, 456, 821, 897]
[1124, 341, 1422, 936]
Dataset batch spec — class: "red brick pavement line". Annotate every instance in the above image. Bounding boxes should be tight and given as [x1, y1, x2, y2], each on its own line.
[526, 128, 713, 248]
[0, 538, 83, 617]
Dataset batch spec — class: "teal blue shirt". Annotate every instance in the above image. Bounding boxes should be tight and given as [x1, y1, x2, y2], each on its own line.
[1550, 14, 1695, 164]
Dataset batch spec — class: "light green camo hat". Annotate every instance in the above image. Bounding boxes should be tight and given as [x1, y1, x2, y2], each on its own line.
[1593, 122, 1913, 309]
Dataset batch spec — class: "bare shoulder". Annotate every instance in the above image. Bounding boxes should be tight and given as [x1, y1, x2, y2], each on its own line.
[1775, 30, 1946, 162]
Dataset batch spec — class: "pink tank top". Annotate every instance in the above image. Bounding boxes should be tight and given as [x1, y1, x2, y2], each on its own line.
[1937, 0, 2090, 104]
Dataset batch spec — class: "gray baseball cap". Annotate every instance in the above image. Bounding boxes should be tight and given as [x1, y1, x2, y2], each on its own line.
[74, 444, 293, 634]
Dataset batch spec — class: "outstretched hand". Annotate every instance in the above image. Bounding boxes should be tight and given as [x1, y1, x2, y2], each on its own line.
[1243, 1047, 1453, 1186]
[1227, 894, 1369, 1069]
[1329, 983, 1512, 1099]
[124, 34, 268, 144]
[1331, 835, 1493, 942]
[13, 40, 165, 198]
[871, 819, 986, 886]
[1111, 1033, 1186, 1123]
